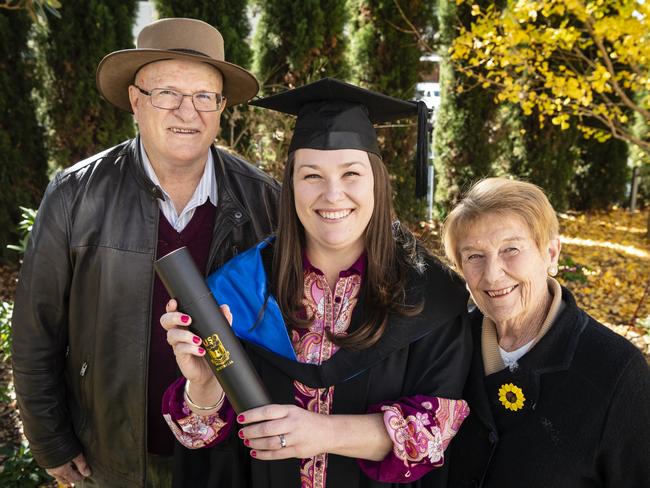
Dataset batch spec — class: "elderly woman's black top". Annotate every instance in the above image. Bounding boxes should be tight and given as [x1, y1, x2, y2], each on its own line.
[447, 286, 650, 488]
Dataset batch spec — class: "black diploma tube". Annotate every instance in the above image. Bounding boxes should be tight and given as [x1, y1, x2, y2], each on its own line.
[155, 246, 271, 413]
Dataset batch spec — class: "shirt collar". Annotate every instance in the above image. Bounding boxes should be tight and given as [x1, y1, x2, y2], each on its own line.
[481, 277, 564, 375]
[302, 250, 367, 279]
[139, 139, 217, 207]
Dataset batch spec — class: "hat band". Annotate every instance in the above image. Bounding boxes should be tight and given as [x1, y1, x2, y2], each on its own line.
[169, 48, 210, 58]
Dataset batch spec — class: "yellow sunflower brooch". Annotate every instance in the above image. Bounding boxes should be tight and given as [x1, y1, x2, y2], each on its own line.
[498, 383, 525, 411]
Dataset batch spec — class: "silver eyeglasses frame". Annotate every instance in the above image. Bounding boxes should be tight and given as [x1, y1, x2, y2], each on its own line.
[133, 85, 225, 112]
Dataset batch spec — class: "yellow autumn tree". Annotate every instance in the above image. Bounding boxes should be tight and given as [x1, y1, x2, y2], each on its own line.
[450, 0, 649, 153]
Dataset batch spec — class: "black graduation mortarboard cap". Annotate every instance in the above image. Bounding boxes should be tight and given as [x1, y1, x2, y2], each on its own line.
[249, 78, 431, 198]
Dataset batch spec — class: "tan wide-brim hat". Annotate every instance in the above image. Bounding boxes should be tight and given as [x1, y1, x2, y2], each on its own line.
[96, 18, 259, 112]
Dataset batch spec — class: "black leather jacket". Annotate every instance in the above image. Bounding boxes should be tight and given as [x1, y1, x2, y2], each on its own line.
[11, 137, 280, 486]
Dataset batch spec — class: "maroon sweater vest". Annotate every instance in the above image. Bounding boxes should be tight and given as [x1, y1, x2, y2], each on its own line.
[148, 201, 216, 455]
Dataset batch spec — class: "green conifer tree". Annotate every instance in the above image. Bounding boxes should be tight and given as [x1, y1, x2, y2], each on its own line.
[37, 0, 137, 169]
[513, 117, 580, 211]
[0, 9, 48, 258]
[433, 0, 496, 216]
[253, 0, 349, 90]
[570, 137, 629, 210]
[350, 0, 436, 221]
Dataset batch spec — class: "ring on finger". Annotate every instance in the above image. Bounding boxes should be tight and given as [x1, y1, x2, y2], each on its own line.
[279, 433, 287, 449]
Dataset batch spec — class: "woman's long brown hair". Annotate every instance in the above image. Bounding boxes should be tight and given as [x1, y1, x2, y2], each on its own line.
[272, 152, 420, 351]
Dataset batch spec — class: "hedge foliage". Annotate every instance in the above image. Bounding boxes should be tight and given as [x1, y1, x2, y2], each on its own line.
[36, 0, 137, 170]
[350, 0, 436, 221]
[253, 0, 349, 91]
[0, 1, 639, 249]
[0, 9, 48, 258]
[433, 0, 495, 216]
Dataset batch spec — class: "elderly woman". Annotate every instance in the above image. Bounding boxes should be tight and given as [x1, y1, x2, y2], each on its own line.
[442, 177, 650, 488]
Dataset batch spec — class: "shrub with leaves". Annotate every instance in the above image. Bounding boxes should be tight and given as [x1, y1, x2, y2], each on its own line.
[6, 207, 36, 257]
[0, 300, 13, 362]
[0, 300, 14, 407]
[0, 442, 50, 488]
[558, 256, 589, 284]
[0, 206, 48, 486]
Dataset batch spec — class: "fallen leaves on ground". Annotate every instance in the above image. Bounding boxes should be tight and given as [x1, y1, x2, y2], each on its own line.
[557, 209, 650, 356]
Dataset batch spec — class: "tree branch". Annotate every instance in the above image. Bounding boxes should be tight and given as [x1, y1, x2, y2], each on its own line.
[392, 0, 435, 53]
[585, 18, 650, 121]
[577, 106, 650, 154]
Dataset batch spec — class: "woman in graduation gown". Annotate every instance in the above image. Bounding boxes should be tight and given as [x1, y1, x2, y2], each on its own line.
[442, 178, 650, 487]
[159, 79, 472, 488]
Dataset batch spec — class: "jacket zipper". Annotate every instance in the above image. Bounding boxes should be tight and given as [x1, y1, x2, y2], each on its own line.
[79, 359, 89, 430]
[206, 206, 244, 274]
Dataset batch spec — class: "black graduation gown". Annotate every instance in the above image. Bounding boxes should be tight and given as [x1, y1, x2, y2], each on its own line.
[447, 286, 650, 488]
[171, 249, 472, 488]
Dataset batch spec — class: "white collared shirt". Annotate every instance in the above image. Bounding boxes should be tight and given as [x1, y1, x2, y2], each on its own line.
[499, 340, 534, 371]
[140, 141, 218, 232]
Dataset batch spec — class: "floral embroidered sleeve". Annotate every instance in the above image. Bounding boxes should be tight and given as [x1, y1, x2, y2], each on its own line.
[161, 377, 235, 449]
[357, 395, 470, 483]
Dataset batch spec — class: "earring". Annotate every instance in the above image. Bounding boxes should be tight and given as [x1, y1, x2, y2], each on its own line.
[547, 264, 558, 277]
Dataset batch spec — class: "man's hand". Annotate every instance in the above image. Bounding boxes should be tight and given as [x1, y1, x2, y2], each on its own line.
[46, 453, 91, 486]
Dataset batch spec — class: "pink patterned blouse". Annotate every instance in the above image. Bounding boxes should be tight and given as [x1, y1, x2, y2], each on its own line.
[162, 254, 469, 487]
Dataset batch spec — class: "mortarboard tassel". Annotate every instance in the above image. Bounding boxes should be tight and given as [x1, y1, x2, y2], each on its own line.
[415, 100, 431, 199]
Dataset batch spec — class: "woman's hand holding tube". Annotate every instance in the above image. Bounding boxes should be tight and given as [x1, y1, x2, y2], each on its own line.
[237, 404, 333, 460]
[160, 298, 233, 413]
[237, 405, 392, 461]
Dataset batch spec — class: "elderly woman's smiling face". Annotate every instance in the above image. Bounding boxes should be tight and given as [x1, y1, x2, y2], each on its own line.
[458, 212, 560, 326]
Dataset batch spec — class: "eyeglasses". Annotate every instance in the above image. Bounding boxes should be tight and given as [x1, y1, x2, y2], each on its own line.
[134, 85, 225, 112]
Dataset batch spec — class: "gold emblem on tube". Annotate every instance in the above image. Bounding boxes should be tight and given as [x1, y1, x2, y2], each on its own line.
[203, 333, 234, 371]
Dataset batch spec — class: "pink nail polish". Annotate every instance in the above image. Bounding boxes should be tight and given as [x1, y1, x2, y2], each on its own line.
[198, 347, 205, 355]
[181, 314, 190, 323]
[244, 439, 250, 446]
[251, 450, 257, 458]
[192, 336, 201, 345]
[237, 414, 245, 422]
[238, 430, 245, 439]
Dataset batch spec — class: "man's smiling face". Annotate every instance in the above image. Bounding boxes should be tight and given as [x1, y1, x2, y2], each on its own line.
[128, 59, 224, 169]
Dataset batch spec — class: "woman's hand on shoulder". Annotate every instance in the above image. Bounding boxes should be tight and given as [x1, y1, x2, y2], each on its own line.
[237, 404, 333, 460]
[160, 299, 233, 387]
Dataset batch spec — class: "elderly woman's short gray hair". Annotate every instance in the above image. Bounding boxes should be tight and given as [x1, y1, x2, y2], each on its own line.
[442, 177, 559, 269]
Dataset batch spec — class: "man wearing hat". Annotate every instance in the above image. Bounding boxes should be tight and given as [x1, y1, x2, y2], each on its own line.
[11, 18, 279, 487]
